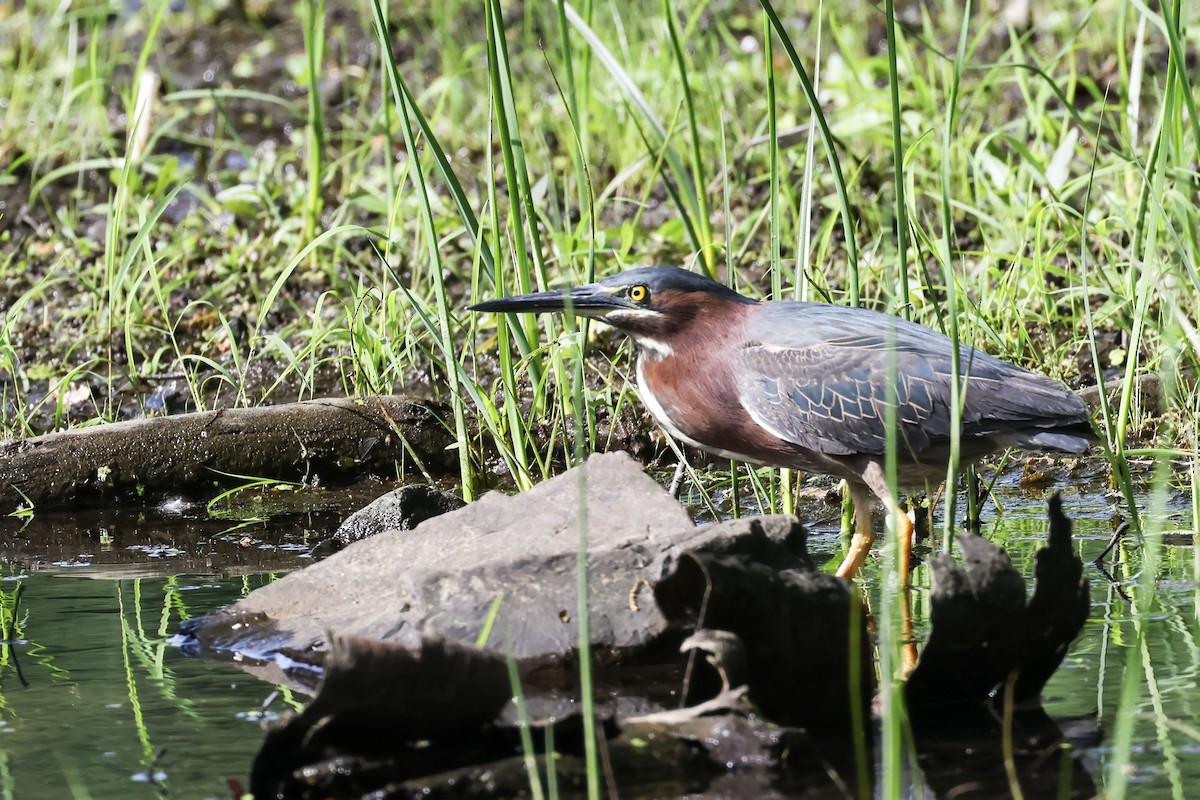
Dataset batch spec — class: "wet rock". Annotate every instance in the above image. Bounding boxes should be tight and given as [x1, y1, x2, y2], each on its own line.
[905, 493, 1089, 709]
[182, 452, 693, 665]
[618, 693, 865, 798]
[253, 658, 861, 800]
[664, 513, 812, 571]
[332, 484, 465, 545]
[180, 454, 830, 684]
[251, 634, 511, 798]
[657, 552, 871, 728]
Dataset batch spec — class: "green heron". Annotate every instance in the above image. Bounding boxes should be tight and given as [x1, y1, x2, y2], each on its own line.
[470, 267, 1092, 581]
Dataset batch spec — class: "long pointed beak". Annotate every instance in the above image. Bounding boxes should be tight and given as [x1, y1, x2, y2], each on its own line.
[468, 283, 631, 317]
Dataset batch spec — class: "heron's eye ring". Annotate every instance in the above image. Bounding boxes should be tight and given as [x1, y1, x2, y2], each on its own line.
[629, 285, 649, 303]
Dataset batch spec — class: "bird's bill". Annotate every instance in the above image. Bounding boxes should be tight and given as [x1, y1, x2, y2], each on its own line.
[468, 284, 631, 317]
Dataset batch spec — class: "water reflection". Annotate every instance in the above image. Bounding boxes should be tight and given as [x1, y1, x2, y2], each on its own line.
[912, 704, 1100, 798]
[0, 571, 282, 797]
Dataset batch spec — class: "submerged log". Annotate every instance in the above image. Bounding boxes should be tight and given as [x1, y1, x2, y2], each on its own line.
[906, 493, 1089, 709]
[0, 396, 453, 511]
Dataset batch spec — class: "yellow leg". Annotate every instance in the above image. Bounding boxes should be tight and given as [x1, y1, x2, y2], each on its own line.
[896, 507, 914, 589]
[835, 482, 876, 580]
[857, 463, 918, 674]
[858, 462, 915, 588]
[835, 480, 914, 584]
[896, 507, 917, 673]
[900, 583, 918, 675]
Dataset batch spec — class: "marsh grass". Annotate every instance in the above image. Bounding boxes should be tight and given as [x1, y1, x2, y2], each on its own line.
[2, 0, 1199, 795]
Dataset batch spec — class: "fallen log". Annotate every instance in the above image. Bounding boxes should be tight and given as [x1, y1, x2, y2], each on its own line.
[0, 396, 454, 511]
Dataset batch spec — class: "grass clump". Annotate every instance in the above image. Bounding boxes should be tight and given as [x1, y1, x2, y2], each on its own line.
[2, 2, 1193, 547]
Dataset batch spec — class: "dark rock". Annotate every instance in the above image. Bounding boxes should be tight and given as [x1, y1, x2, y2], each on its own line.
[254, 674, 860, 800]
[333, 484, 465, 544]
[667, 513, 813, 572]
[251, 634, 511, 799]
[656, 551, 872, 728]
[905, 493, 1089, 710]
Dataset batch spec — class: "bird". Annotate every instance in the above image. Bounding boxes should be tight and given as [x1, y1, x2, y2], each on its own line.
[469, 266, 1093, 582]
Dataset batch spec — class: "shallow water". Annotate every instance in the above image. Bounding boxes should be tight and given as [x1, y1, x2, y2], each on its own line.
[912, 486, 1200, 798]
[0, 506, 339, 799]
[0, 573, 279, 798]
[1, 481, 1196, 798]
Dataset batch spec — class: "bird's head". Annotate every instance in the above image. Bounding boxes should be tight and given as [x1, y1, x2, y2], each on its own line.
[469, 266, 756, 357]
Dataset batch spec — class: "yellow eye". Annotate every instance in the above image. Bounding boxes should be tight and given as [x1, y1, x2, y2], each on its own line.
[629, 285, 649, 303]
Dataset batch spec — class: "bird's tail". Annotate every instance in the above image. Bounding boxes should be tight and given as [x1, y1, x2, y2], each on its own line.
[997, 423, 1096, 454]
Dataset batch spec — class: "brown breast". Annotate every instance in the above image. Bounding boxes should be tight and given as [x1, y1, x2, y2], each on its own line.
[635, 302, 830, 472]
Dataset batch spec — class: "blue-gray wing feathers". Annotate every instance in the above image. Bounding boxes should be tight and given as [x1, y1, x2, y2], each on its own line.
[734, 303, 1090, 458]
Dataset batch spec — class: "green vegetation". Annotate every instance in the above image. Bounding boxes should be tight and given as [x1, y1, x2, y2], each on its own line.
[2, 0, 1199, 795]
[2, 0, 1195, 485]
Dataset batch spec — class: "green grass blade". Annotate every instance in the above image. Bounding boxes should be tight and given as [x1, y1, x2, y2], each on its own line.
[662, 0, 714, 276]
[562, 2, 705, 264]
[758, 0, 860, 305]
[939, 0, 972, 549]
[884, 0, 911, 317]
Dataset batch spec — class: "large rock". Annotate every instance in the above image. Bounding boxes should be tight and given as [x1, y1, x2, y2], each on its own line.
[180, 452, 813, 680]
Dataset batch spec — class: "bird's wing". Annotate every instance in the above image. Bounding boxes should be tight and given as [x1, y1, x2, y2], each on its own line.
[733, 303, 1088, 457]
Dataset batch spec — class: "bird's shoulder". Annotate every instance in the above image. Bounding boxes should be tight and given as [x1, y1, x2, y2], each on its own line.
[741, 301, 957, 359]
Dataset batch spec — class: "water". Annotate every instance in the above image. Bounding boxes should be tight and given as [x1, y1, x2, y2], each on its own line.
[0, 505, 336, 799]
[922, 488, 1200, 798]
[0, 483, 1196, 798]
[1, 573, 279, 798]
